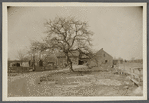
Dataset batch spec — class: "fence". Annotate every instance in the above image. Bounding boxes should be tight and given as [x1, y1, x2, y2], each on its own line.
[114, 63, 143, 86]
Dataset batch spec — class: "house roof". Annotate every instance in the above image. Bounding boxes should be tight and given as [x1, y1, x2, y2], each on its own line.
[95, 48, 113, 58]
[56, 51, 80, 57]
[53, 48, 113, 59]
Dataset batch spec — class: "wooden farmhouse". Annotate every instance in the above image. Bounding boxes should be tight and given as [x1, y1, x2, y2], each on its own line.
[88, 48, 113, 69]
[56, 48, 113, 69]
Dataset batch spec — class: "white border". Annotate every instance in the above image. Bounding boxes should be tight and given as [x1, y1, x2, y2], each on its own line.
[2, 2, 147, 101]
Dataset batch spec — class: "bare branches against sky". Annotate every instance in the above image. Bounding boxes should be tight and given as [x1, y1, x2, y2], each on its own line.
[8, 6, 143, 60]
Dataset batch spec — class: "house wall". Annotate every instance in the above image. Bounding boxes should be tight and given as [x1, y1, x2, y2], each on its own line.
[96, 50, 113, 67]
[57, 49, 113, 69]
[88, 49, 113, 69]
[57, 57, 65, 67]
[57, 57, 79, 68]
[70, 57, 79, 65]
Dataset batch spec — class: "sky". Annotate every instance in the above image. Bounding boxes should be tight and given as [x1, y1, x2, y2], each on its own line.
[8, 6, 143, 60]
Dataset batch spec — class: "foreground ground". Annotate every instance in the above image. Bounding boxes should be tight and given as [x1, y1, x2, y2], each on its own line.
[8, 68, 143, 97]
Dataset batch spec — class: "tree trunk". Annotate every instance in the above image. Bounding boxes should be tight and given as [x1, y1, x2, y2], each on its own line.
[66, 53, 74, 72]
[69, 61, 74, 72]
[33, 55, 36, 71]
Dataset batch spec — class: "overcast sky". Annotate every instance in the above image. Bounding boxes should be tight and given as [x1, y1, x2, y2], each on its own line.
[8, 6, 143, 60]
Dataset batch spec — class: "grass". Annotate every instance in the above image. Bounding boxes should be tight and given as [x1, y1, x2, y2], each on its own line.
[8, 65, 143, 97]
[36, 70, 141, 96]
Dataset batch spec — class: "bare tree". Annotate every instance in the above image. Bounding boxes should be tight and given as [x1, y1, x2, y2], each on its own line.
[16, 49, 26, 61]
[31, 17, 93, 72]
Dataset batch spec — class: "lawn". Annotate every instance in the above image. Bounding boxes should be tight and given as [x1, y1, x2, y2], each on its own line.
[37, 71, 142, 96]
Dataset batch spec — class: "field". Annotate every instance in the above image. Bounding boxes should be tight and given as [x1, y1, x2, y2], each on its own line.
[8, 64, 143, 97]
[116, 63, 143, 72]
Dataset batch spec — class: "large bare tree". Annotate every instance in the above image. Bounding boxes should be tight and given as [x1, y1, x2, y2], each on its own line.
[31, 17, 94, 71]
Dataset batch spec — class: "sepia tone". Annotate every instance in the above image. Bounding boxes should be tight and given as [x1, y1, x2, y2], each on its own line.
[3, 3, 147, 101]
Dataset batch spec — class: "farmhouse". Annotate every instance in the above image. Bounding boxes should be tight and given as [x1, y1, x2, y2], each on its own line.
[56, 48, 113, 69]
[88, 48, 113, 68]
[8, 48, 113, 70]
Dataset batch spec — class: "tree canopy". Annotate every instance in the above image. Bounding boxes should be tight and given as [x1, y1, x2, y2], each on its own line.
[30, 17, 94, 71]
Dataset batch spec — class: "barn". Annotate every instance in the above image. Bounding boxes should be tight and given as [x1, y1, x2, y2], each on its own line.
[88, 48, 113, 69]
[56, 48, 113, 69]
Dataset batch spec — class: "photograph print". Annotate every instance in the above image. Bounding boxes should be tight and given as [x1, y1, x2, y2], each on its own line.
[2, 2, 147, 101]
